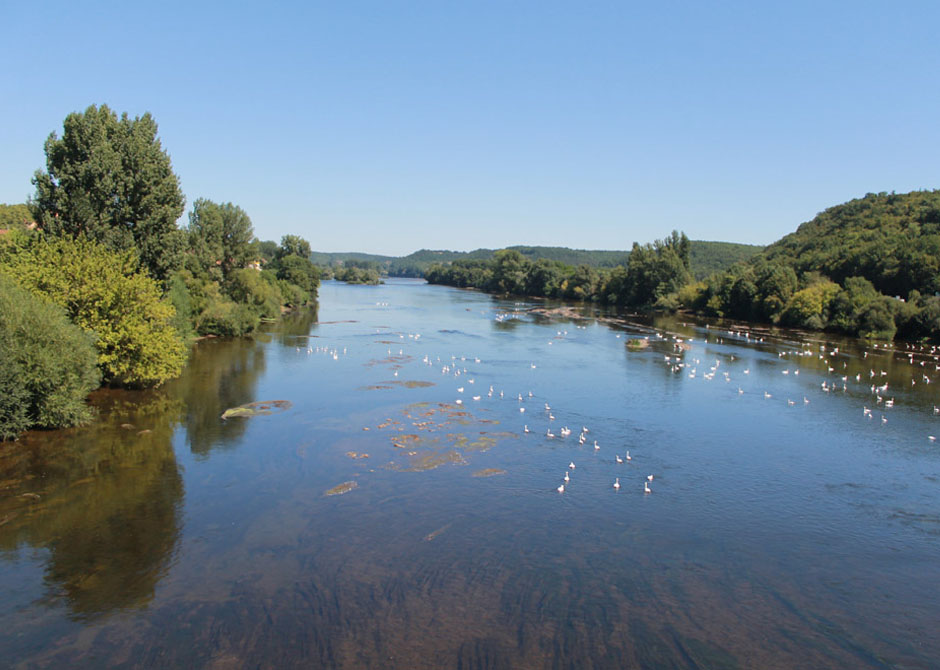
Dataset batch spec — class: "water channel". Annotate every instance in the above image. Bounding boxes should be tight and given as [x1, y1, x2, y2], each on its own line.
[1, 278, 939, 668]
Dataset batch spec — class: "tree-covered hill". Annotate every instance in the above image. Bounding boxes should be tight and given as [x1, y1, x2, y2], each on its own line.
[682, 190, 940, 340]
[761, 190, 940, 298]
[689, 241, 764, 280]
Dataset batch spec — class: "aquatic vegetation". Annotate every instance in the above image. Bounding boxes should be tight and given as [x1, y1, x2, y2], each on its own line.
[362, 380, 435, 390]
[424, 523, 452, 541]
[626, 338, 650, 350]
[220, 400, 292, 420]
[389, 450, 466, 472]
[472, 468, 507, 477]
[395, 380, 435, 388]
[324, 481, 358, 496]
[345, 452, 370, 460]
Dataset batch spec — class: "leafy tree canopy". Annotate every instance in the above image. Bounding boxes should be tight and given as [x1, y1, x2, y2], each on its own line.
[31, 104, 185, 282]
[278, 234, 311, 260]
[186, 199, 257, 280]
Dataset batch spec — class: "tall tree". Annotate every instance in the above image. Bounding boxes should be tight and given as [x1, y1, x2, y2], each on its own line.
[277, 234, 311, 260]
[187, 199, 257, 279]
[31, 104, 185, 282]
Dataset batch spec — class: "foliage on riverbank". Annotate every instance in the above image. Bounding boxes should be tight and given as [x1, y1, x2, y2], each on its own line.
[1, 235, 187, 386]
[0, 103, 321, 438]
[0, 276, 100, 439]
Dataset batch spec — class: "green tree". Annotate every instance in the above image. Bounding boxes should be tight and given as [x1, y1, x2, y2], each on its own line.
[275, 254, 319, 294]
[1, 236, 187, 386]
[490, 249, 530, 295]
[623, 231, 692, 307]
[829, 276, 880, 334]
[186, 199, 257, 279]
[225, 268, 282, 319]
[277, 234, 311, 260]
[780, 279, 841, 330]
[31, 104, 185, 282]
[0, 275, 101, 439]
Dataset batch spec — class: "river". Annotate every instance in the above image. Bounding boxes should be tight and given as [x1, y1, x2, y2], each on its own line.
[1, 278, 938, 669]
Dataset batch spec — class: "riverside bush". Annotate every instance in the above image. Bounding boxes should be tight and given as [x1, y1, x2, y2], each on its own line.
[0, 275, 100, 439]
[1, 236, 187, 387]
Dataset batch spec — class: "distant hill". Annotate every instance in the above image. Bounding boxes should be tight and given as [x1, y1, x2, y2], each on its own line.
[308, 251, 396, 266]
[311, 241, 762, 279]
[689, 241, 764, 280]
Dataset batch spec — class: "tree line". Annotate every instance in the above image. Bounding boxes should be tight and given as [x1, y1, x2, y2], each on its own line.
[1, 104, 319, 439]
[425, 231, 693, 308]
[425, 191, 940, 342]
[307, 241, 762, 280]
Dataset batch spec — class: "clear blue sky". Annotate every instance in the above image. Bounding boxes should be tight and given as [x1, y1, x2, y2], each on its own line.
[2, 1, 938, 256]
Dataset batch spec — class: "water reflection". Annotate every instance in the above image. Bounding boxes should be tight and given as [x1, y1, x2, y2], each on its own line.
[0, 390, 183, 621]
[274, 303, 319, 344]
[173, 337, 267, 457]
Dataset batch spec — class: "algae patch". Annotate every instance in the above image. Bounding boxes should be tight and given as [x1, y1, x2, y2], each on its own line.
[424, 523, 452, 541]
[389, 450, 466, 472]
[221, 400, 292, 420]
[324, 481, 358, 496]
[472, 468, 507, 478]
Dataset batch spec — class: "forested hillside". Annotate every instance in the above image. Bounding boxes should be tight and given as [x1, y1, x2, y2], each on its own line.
[761, 191, 940, 298]
[681, 190, 940, 340]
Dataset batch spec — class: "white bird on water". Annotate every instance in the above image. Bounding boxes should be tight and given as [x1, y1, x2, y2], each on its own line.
[644, 481, 652, 494]
[569, 462, 576, 469]
[615, 454, 623, 464]
[613, 477, 620, 490]
[564, 471, 570, 482]
[647, 474, 654, 482]
[524, 425, 529, 433]
[626, 451, 632, 461]
[557, 484, 565, 493]
[594, 440, 600, 451]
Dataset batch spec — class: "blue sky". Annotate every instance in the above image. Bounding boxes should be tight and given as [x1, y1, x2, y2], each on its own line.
[2, 1, 938, 255]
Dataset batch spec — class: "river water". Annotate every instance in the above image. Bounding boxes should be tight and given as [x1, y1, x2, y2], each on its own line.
[1, 278, 939, 669]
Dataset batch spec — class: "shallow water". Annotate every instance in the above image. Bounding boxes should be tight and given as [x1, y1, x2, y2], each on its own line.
[2, 279, 939, 669]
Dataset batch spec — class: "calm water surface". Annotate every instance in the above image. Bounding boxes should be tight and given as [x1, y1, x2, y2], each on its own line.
[2, 279, 939, 669]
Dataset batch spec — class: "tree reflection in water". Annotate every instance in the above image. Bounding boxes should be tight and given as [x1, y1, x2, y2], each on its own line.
[0, 389, 183, 620]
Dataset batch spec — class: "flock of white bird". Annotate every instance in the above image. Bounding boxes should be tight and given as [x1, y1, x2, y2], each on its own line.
[300, 305, 940, 494]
